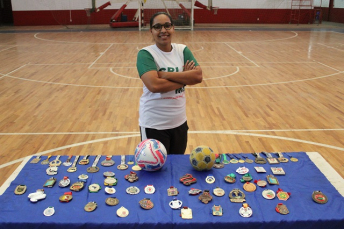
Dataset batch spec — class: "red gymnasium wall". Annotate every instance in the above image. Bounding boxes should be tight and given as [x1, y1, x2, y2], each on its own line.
[12, 8, 344, 26]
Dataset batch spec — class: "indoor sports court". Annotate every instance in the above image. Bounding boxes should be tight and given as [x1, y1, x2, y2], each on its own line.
[0, 0, 344, 217]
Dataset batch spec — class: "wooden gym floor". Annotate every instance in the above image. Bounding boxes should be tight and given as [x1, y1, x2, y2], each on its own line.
[0, 23, 343, 189]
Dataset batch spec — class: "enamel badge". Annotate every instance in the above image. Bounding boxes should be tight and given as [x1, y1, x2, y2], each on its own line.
[14, 185, 27, 195]
[84, 202, 97, 212]
[212, 205, 223, 216]
[106, 197, 119, 206]
[199, 190, 212, 204]
[139, 198, 154, 210]
[169, 198, 183, 209]
[239, 203, 253, 217]
[276, 203, 289, 215]
[43, 207, 55, 217]
[312, 191, 328, 204]
[59, 192, 73, 202]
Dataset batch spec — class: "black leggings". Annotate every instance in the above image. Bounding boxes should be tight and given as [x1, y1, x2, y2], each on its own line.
[140, 121, 188, 155]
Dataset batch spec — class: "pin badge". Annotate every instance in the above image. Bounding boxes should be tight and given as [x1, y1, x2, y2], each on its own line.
[59, 192, 73, 202]
[43, 207, 55, 216]
[59, 176, 71, 187]
[224, 173, 236, 183]
[267, 175, 279, 185]
[126, 186, 140, 195]
[70, 181, 84, 192]
[205, 175, 215, 184]
[105, 187, 116, 194]
[188, 188, 202, 195]
[213, 187, 225, 196]
[28, 189, 46, 202]
[124, 171, 139, 183]
[312, 191, 328, 204]
[180, 174, 197, 186]
[236, 167, 249, 175]
[167, 186, 179, 196]
[144, 185, 155, 194]
[88, 184, 101, 193]
[43, 177, 56, 188]
[104, 177, 118, 186]
[276, 188, 290, 201]
[229, 189, 246, 203]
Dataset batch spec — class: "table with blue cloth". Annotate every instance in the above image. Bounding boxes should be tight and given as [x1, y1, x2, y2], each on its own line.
[0, 152, 344, 229]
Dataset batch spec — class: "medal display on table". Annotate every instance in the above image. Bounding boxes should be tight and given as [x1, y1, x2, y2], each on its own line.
[169, 198, 183, 209]
[239, 203, 253, 217]
[87, 155, 101, 173]
[213, 187, 225, 196]
[276, 188, 290, 201]
[63, 155, 73, 166]
[117, 206, 129, 217]
[67, 156, 80, 173]
[224, 173, 236, 183]
[58, 176, 71, 187]
[117, 155, 128, 170]
[49, 155, 62, 167]
[30, 155, 41, 164]
[275, 152, 289, 163]
[139, 198, 154, 210]
[14, 185, 27, 195]
[212, 205, 223, 216]
[262, 189, 276, 199]
[241, 154, 254, 163]
[70, 181, 84, 191]
[79, 155, 90, 165]
[101, 156, 115, 167]
[84, 202, 97, 212]
[276, 203, 289, 215]
[312, 191, 328, 204]
[41, 155, 52, 165]
[59, 192, 73, 202]
[106, 197, 119, 206]
[233, 154, 245, 163]
[229, 189, 246, 203]
[43, 207, 55, 217]
[262, 152, 280, 164]
[252, 152, 267, 164]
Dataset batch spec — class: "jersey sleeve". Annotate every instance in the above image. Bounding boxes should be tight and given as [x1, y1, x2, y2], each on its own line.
[183, 47, 199, 66]
[136, 50, 157, 77]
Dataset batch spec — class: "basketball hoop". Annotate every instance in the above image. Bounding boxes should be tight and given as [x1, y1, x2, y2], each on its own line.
[213, 7, 219, 15]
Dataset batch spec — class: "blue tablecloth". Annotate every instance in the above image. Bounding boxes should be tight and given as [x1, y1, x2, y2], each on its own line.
[0, 153, 343, 229]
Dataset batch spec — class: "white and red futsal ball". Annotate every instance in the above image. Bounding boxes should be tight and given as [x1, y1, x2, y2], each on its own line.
[134, 139, 167, 171]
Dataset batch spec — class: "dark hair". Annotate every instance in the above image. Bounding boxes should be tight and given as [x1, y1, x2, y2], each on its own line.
[149, 12, 173, 28]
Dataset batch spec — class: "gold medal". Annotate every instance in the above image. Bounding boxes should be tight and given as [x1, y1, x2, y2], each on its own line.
[275, 152, 289, 163]
[14, 185, 27, 195]
[79, 155, 90, 165]
[41, 155, 52, 165]
[104, 177, 118, 186]
[49, 155, 62, 167]
[243, 182, 256, 192]
[276, 188, 290, 201]
[87, 155, 101, 173]
[213, 187, 225, 197]
[312, 191, 328, 204]
[67, 156, 80, 173]
[252, 153, 267, 164]
[117, 155, 128, 170]
[84, 202, 97, 212]
[229, 189, 246, 203]
[59, 192, 73, 202]
[70, 181, 84, 191]
[139, 198, 154, 210]
[106, 197, 119, 206]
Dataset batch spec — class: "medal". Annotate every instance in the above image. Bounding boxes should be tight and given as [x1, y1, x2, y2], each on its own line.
[78, 174, 88, 182]
[169, 198, 183, 209]
[254, 166, 266, 173]
[104, 177, 118, 186]
[59, 192, 73, 202]
[70, 181, 84, 191]
[101, 156, 115, 167]
[239, 203, 252, 217]
[63, 155, 73, 166]
[252, 152, 267, 164]
[188, 188, 202, 195]
[213, 162, 224, 169]
[132, 164, 142, 171]
[276, 203, 289, 214]
[87, 155, 101, 173]
[67, 156, 80, 173]
[233, 154, 245, 163]
[105, 187, 116, 194]
[127, 155, 134, 165]
[181, 207, 192, 219]
[126, 186, 140, 195]
[30, 155, 41, 164]
[271, 167, 286, 175]
[229, 189, 246, 203]
[199, 190, 213, 204]
[312, 191, 328, 204]
[79, 155, 90, 165]
[236, 167, 249, 174]
[267, 174, 279, 185]
[286, 153, 298, 162]
[240, 173, 253, 182]
[139, 198, 154, 210]
[84, 202, 97, 212]
[242, 154, 254, 163]
[243, 182, 256, 192]
[103, 171, 115, 177]
[222, 154, 230, 164]
[228, 154, 238, 164]
[49, 155, 62, 167]
[28, 189, 46, 202]
[43, 177, 56, 188]
[43, 207, 55, 216]
[180, 174, 197, 185]
[276, 188, 290, 201]
[117, 206, 129, 217]
[14, 185, 27, 195]
[106, 197, 119, 206]
[254, 179, 267, 188]
[262, 189, 276, 199]
[167, 186, 179, 196]
[59, 176, 71, 187]
[144, 185, 155, 194]
[41, 155, 52, 165]
[205, 175, 215, 184]
[124, 171, 139, 183]
[225, 173, 236, 183]
[213, 187, 225, 196]
[46, 166, 58, 175]
[275, 152, 289, 163]
[212, 205, 223, 216]
[117, 155, 128, 170]
[262, 152, 280, 164]
[88, 184, 101, 193]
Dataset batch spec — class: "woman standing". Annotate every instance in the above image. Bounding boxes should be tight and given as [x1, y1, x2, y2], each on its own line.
[136, 12, 202, 154]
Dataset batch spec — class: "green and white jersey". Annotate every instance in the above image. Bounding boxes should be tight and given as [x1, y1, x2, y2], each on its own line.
[137, 43, 199, 130]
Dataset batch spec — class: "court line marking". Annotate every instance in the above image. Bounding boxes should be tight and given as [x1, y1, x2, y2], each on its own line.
[316, 61, 341, 72]
[1, 130, 344, 170]
[317, 43, 344, 52]
[0, 46, 16, 53]
[225, 43, 259, 67]
[88, 44, 113, 69]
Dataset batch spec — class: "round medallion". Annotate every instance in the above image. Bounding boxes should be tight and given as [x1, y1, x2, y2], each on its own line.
[103, 171, 115, 177]
[117, 164, 128, 170]
[59, 177, 70, 188]
[245, 158, 254, 163]
[84, 202, 97, 212]
[169, 198, 183, 209]
[213, 163, 224, 169]
[256, 180, 267, 187]
[144, 185, 155, 194]
[126, 186, 140, 195]
[262, 189, 276, 200]
[132, 165, 142, 171]
[139, 198, 154, 210]
[213, 187, 225, 196]
[88, 184, 101, 193]
[224, 173, 236, 183]
[101, 157, 115, 167]
[238, 159, 245, 163]
[312, 191, 328, 204]
[70, 181, 84, 192]
[236, 167, 249, 174]
[206, 175, 215, 184]
[78, 174, 88, 180]
[276, 203, 289, 215]
[239, 204, 253, 217]
[117, 206, 129, 217]
[43, 207, 55, 216]
[106, 197, 119, 206]
[230, 159, 239, 164]
[104, 177, 118, 186]
[59, 192, 73, 202]
[290, 157, 298, 162]
[243, 182, 256, 192]
[105, 187, 116, 194]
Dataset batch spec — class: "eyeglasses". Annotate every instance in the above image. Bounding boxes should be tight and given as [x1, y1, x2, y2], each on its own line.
[152, 22, 173, 31]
